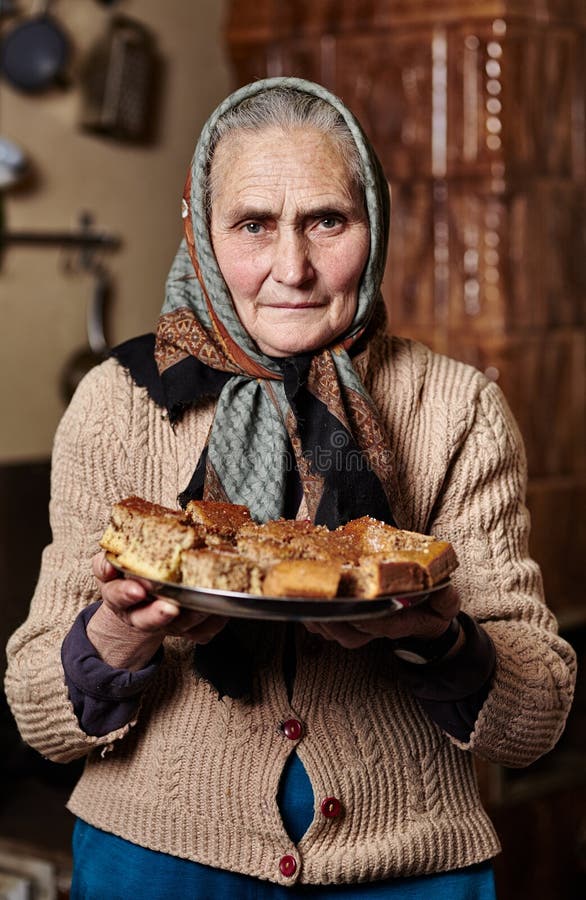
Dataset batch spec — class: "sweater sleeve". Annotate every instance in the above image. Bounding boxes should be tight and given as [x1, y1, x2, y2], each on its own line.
[4, 360, 147, 762]
[430, 377, 577, 767]
[61, 602, 163, 737]
[394, 612, 496, 740]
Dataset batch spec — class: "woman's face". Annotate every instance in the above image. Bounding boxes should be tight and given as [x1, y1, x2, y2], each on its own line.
[209, 126, 370, 357]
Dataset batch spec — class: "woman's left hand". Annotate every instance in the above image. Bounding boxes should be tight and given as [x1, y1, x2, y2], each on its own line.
[304, 584, 461, 649]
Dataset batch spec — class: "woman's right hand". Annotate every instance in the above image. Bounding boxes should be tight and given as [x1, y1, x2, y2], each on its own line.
[86, 551, 228, 671]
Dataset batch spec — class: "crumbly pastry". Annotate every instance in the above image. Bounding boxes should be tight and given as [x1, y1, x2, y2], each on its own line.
[339, 557, 426, 598]
[184, 499, 252, 539]
[235, 519, 329, 559]
[336, 517, 459, 590]
[237, 518, 326, 541]
[101, 496, 458, 597]
[235, 535, 302, 565]
[181, 548, 263, 594]
[99, 496, 205, 582]
[262, 559, 341, 598]
[287, 531, 363, 566]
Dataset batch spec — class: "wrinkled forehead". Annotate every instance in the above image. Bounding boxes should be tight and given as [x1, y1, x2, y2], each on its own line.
[207, 124, 366, 216]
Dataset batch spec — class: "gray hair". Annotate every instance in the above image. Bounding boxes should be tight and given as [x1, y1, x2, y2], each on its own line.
[205, 87, 365, 212]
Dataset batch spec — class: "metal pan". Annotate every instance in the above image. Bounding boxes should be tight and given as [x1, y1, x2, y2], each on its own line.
[0, 1, 70, 93]
[107, 554, 449, 622]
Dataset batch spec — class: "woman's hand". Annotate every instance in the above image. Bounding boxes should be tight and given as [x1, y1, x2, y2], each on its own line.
[304, 584, 462, 652]
[86, 551, 228, 670]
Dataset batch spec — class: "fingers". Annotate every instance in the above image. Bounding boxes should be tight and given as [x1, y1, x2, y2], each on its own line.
[118, 597, 181, 633]
[92, 550, 118, 583]
[354, 585, 461, 641]
[91, 552, 228, 642]
[113, 598, 227, 641]
[93, 551, 176, 628]
[304, 586, 462, 646]
[93, 551, 153, 610]
[99, 571, 148, 611]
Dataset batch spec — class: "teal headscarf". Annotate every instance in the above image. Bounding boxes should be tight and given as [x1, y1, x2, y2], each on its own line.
[155, 77, 393, 527]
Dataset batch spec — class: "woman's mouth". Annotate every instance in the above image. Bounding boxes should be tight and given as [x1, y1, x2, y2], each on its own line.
[261, 301, 325, 310]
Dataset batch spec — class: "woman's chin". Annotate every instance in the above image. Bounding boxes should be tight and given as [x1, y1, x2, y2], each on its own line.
[240, 297, 357, 358]
[256, 332, 330, 358]
[253, 318, 352, 358]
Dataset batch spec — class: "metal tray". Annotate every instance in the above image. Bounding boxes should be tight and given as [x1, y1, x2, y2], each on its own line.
[108, 555, 449, 621]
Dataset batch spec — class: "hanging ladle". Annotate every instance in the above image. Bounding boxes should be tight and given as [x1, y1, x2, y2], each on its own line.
[60, 261, 111, 404]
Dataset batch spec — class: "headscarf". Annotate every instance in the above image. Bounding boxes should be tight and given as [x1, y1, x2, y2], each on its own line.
[154, 77, 395, 530]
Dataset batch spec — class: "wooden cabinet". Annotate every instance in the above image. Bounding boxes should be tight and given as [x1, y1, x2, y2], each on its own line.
[226, 2, 586, 896]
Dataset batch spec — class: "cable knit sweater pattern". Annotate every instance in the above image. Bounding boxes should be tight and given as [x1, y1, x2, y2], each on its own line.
[5, 336, 576, 887]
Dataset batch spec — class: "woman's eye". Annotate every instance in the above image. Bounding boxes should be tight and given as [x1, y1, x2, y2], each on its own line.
[320, 217, 341, 229]
[243, 222, 263, 234]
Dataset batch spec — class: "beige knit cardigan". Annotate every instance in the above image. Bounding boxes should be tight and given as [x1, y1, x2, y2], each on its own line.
[5, 335, 576, 887]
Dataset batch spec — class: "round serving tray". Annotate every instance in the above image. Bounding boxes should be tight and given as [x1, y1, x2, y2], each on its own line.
[107, 555, 449, 621]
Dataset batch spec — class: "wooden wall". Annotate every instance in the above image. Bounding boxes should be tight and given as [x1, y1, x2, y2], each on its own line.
[225, 0, 586, 626]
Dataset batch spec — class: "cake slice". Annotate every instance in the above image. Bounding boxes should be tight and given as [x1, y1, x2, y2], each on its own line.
[236, 517, 327, 542]
[335, 516, 458, 597]
[236, 535, 302, 565]
[288, 530, 362, 566]
[184, 500, 252, 542]
[180, 548, 263, 594]
[262, 559, 341, 599]
[336, 516, 400, 550]
[235, 518, 331, 568]
[100, 496, 205, 582]
[339, 556, 426, 598]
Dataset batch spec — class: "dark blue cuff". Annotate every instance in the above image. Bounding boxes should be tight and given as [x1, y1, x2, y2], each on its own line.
[61, 601, 163, 737]
[394, 613, 496, 741]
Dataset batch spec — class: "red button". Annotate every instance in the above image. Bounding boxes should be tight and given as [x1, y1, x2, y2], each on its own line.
[320, 796, 342, 819]
[279, 854, 297, 877]
[282, 718, 303, 740]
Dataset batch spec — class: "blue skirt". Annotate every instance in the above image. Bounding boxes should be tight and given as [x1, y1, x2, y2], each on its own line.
[71, 819, 496, 899]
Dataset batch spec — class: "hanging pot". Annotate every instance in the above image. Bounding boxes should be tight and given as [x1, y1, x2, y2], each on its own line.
[0, 0, 71, 93]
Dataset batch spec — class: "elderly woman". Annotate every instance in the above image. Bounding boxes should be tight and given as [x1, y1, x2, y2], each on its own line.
[5, 78, 576, 899]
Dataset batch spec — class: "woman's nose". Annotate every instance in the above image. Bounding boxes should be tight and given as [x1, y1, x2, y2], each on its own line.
[271, 230, 315, 286]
